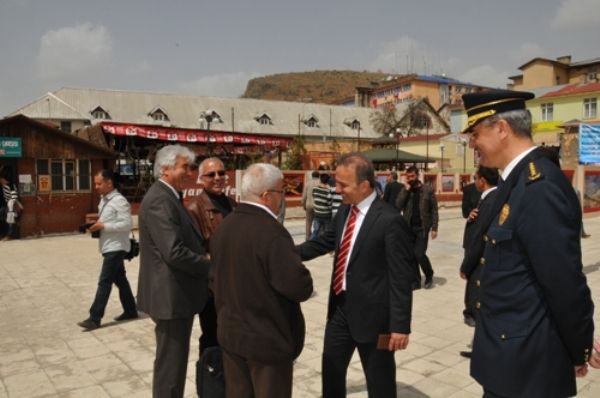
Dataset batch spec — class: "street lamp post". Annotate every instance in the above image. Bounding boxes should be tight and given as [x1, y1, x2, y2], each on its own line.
[461, 139, 467, 173]
[425, 124, 429, 171]
[440, 143, 445, 173]
[389, 128, 402, 171]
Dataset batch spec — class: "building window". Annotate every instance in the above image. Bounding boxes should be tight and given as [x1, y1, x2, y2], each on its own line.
[60, 121, 72, 133]
[303, 115, 319, 128]
[255, 114, 272, 125]
[584, 98, 597, 119]
[91, 107, 110, 120]
[37, 159, 91, 192]
[541, 103, 553, 121]
[414, 112, 432, 129]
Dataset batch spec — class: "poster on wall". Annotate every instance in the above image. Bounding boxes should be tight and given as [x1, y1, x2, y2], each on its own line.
[38, 175, 51, 192]
[584, 172, 600, 212]
[579, 124, 600, 165]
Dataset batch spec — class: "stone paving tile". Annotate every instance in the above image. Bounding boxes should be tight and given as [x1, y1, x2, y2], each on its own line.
[1, 210, 599, 397]
[57, 385, 110, 398]
[44, 361, 97, 392]
[3, 370, 57, 397]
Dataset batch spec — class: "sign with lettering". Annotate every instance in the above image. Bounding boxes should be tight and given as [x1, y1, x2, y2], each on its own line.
[0, 137, 22, 157]
[580, 124, 600, 165]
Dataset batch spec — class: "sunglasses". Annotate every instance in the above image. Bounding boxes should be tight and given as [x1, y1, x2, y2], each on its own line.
[202, 170, 226, 178]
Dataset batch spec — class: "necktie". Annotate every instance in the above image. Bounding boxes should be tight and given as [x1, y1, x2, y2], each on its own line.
[333, 206, 359, 295]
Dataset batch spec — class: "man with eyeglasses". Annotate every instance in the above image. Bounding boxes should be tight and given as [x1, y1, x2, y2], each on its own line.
[186, 157, 237, 395]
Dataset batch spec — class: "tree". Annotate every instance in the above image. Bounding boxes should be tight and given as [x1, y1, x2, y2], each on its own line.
[369, 99, 432, 138]
[283, 135, 307, 170]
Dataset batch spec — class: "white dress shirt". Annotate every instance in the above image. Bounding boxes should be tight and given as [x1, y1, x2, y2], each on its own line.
[339, 190, 377, 290]
[98, 190, 132, 254]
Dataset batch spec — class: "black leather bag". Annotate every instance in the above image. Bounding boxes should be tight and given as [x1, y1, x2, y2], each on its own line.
[196, 347, 225, 398]
[125, 232, 139, 262]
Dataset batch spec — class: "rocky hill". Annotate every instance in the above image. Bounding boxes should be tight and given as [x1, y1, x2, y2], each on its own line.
[242, 70, 402, 104]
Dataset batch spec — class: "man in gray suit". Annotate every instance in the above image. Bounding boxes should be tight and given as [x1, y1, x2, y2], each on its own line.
[137, 144, 211, 398]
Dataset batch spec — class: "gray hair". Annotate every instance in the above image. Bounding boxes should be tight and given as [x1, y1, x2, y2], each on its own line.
[482, 109, 532, 138]
[153, 145, 196, 178]
[198, 157, 224, 175]
[241, 163, 283, 200]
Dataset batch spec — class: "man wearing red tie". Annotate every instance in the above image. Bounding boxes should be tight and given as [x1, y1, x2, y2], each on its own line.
[298, 153, 416, 398]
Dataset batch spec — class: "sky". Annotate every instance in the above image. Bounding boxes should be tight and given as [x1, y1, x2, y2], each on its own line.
[0, 0, 599, 116]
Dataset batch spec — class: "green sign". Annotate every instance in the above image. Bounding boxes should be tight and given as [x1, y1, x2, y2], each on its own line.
[0, 137, 22, 158]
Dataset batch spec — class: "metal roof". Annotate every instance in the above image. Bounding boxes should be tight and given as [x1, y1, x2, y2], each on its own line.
[9, 87, 422, 140]
[362, 148, 432, 163]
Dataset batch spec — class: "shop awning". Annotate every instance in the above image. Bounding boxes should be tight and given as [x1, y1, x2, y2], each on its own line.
[361, 148, 433, 163]
[100, 122, 292, 149]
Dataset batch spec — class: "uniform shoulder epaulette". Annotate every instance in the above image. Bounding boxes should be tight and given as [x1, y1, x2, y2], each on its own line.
[525, 161, 544, 185]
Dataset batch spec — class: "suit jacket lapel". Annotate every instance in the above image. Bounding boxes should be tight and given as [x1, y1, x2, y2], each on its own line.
[156, 182, 203, 240]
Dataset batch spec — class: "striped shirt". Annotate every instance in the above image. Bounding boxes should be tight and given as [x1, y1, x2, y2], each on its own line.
[312, 185, 332, 219]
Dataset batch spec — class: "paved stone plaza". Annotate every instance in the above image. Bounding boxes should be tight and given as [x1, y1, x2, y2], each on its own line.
[1, 208, 599, 397]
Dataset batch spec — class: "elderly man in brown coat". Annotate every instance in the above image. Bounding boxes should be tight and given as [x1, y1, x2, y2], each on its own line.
[210, 163, 313, 398]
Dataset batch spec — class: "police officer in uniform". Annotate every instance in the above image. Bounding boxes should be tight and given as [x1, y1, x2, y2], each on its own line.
[463, 89, 595, 398]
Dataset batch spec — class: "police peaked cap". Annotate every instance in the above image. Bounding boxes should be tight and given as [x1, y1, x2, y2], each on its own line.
[461, 89, 534, 133]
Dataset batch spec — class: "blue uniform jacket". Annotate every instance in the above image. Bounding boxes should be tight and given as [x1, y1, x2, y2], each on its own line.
[472, 148, 594, 398]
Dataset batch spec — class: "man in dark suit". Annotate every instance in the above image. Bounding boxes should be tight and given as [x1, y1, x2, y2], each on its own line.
[137, 144, 211, 398]
[463, 89, 595, 397]
[395, 166, 439, 289]
[211, 163, 313, 398]
[298, 153, 415, 398]
[461, 180, 481, 219]
[458, 166, 498, 356]
[382, 171, 403, 207]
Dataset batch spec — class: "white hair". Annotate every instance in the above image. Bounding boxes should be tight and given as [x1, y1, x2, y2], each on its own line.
[153, 145, 196, 178]
[241, 163, 283, 200]
[199, 157, 224, 175]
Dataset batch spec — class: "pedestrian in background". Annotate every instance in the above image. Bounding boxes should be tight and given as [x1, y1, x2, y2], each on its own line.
[383, 171, 403, 208]
[395, 166, 438, 289]
[301, 171, 320, 239]
[77, 169, 137, 330]
[311, 173, 332, 239]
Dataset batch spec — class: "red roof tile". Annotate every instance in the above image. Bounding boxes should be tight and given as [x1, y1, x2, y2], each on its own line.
[541, 83, 600, 98]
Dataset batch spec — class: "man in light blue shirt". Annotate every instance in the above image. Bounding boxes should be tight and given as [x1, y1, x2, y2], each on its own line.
[78, 169, 137, 330]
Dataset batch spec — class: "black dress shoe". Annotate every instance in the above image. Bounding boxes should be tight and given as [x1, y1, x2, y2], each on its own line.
[460, 351, 472, 358]
[114, 312, 139, 322]
[77, 318, 101, 330]
[464, 316, 476, 327]
[424, 279, 433, 289]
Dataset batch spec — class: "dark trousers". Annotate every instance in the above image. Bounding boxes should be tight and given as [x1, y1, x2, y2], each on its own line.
[305, 207, 315, 240]
[222, 348, 293, 398]
[89, 250, 137, 322]
[153, 317, 194, 398]
[196, 295, 219, 396]
[322, 306, 396, 398]
[198, 295, 219, 354]
[411, 226, 434, 282]
[312, 217, 331, 240]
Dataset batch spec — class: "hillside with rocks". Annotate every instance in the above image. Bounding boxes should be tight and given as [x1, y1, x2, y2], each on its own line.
[242, 70, 404, 104]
